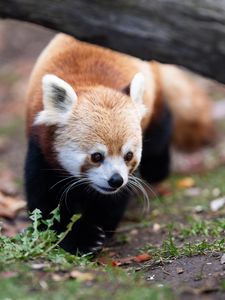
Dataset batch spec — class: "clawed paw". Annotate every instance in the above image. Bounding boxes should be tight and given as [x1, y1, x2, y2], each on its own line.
[59, 219, 106, 255]
[84, 225, 106, 254]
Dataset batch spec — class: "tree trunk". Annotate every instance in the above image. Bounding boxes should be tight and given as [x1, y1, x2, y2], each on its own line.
[1, 0, 225, 82]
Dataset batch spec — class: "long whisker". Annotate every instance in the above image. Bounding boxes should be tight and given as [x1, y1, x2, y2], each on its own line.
[130, 174, 159, 201]
[128, 178, 150, 213]
[59, 177, 89, 202]
[59, 177, 91, 212]
[50, 175, 76, 190]
[128, 174, 157, 213]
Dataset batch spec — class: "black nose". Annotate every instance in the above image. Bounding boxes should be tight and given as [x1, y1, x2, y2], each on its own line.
[108, 173, 124, 188]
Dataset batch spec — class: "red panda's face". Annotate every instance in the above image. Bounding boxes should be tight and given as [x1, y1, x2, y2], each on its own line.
[34, 74, 147, 194]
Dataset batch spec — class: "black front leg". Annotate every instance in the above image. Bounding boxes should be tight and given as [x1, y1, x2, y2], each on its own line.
[140, 103, 172, 184]
[59, 216, 106, 254]
[58, 192, 130, 255]
[25, 136, 130, 255]
[25, 137, 63, 218]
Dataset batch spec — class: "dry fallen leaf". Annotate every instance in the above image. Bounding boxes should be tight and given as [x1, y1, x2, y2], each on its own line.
[39, 280, 48, 290]
[70, 270, 94, 282]
[0, 170, 18, 196]
[52, 273, 68, 282]
[133, 253, 152, 263]
[97, 256, 115, 266]
[176, 177, 195, 189]
[0, 191, 26, 218]
[112, 253, 152, 266]
[153, 183, 172, 197]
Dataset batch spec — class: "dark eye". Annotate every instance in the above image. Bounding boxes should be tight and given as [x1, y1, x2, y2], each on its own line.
[124, 151, 133, 162]
[91, 152, 104, 163]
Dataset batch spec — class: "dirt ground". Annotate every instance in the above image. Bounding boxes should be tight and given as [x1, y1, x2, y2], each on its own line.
[0, 20, 224, 300]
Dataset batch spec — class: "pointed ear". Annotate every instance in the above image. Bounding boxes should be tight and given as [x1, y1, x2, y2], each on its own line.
[34, 74, 77, 126]
[130, 73, 148, 118]
[130, 73, 145, 104]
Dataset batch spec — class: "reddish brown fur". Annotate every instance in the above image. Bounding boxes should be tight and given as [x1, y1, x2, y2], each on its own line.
[26, 34, 214, 154]
[157, 64, 215, 151]
[26, 34, 157, 129]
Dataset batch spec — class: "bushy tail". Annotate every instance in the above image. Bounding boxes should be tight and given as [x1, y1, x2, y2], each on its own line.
[155, 62, 215, 152]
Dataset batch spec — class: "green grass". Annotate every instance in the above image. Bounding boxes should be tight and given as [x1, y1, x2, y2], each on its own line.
[142, 237, 224, 263]
[1, 166, 225, 299]
[0, 206, 175, 300]
[140, 168, 225, 264]
[178, 218, 225, 238]
[0, 206, 174, 299]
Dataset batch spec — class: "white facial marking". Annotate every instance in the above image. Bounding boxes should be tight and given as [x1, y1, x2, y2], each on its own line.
[89, 143, 108, 156]
[55, 145, 86, 177]
[34, 74, 77, 126]
[87, 156, 128, 194]
[121, 141, 133, 156]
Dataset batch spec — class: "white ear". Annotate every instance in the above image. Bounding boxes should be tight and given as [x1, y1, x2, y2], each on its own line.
[34, 74, 77, 126]
[130, 73, 147, 118]
[130, 73, 145, 104]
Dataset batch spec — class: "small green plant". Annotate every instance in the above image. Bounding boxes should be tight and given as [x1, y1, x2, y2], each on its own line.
[0, 207, 88, 267]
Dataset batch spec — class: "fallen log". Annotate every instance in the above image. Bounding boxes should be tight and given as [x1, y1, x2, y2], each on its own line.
[1, 0, 225, 82]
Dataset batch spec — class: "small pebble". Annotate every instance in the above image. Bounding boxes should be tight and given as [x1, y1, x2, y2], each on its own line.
[210, 197, 225, 212]
[130, 229, 138, 235]
[152, 223, 161, 232]
[146, 275, 155, 281]
[176, 267, 184, 274]
[194, 205, 204, 213]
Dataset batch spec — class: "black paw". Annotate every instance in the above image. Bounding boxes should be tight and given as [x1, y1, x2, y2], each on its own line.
[81, 225, 106, 254]
[59, 219, 106, 255]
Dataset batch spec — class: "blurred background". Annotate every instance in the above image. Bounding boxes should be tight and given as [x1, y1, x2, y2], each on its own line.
[0, 20, 54, 195]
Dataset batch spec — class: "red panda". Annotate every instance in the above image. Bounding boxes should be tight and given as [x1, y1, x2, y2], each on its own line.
[25, 34, 214, 254]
